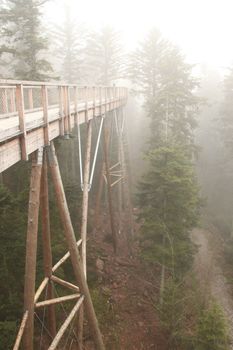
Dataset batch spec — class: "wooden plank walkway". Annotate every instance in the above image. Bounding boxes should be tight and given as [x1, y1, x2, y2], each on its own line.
[0, 80, 127, 173]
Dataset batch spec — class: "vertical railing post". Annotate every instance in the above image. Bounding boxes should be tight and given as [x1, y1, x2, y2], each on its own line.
[67, 86, 71, 133]
[74, 86, 78, 126]
[41, 85, 50, 145]
[28, 88, 33, 110]
[63, 86, 69, 137]
[58, 86, 64, 136]
[16, 84, 28, 160]
[2, 88, 8, 113]
[23, 149, 43, 350]
[93, 86, 96, 117]
[10, 88, 16, 113]
[85, 86, 88, 123]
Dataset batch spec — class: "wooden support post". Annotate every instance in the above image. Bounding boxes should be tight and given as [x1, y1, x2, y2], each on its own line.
[117, 133, 123, 235]
[78, 119, 92, 349]
[48, 297, 84, 350]
[23, 149, 43, 350]
[13, 311, 29, 350]
[47, 142, 105, 350]
[93, 161, 105, 234]
[40, 150, 56, 338]
[118, 108, 134, 240]
[81, 120, 92, 277]
[103, 119, 118, 253]
[16, 84, 28, 160]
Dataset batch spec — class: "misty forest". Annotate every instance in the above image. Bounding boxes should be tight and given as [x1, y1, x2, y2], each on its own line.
[0, 0, 233, 349]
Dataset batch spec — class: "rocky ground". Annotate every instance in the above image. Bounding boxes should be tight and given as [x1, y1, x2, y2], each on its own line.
[84, 216, 166, 350]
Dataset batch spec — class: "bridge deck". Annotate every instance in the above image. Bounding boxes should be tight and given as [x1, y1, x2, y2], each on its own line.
[0, 81, 127, 173]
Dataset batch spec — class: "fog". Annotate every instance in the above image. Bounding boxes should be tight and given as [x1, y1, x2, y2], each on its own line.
[2, 0, 233, 348]
[46, 0, 233, 70]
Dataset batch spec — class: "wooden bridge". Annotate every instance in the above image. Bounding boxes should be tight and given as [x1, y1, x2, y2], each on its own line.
[0, 80, 127, 173]
[0, 80, 130, 350]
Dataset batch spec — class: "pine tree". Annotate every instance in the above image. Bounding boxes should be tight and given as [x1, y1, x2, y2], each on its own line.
[84, 25, 123, 85]
[128, 28, 199, 148]
[51, 4, 86, 83]
[132, 29, 201, 305]
[0, 0, 53, 80]
[0, 184, 27, 349]
[196, 302, 229, 350]
[138, 140, 200, 277]
[221, 67, 233, 151]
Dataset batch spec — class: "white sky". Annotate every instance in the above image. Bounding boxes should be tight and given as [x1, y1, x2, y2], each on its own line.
[46, 0, 233, 72]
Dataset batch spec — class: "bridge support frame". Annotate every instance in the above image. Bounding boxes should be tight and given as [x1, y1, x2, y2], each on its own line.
[47, 142, 105, 350]
[23, 149, 43, 350]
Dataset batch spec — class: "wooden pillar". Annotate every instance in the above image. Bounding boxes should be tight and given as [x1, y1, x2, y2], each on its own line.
[118, 109, 134, 239]
[81, 120, 92, 277]
[78, 120, 92, 350]
[93, 161, 105, 234]
[117, 133, 123, 235]
[103, 119, 118, 253]
[47, 142, 105, 350]
[23, 149, 43, 350]
[40, 150, 56, 338]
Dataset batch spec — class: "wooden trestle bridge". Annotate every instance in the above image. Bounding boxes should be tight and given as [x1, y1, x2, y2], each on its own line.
[0, 80, 131, 349]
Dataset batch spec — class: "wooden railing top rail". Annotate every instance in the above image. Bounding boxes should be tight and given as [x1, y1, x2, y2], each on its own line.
[0, 80, 128, 173]
[0, 79, 126, 88]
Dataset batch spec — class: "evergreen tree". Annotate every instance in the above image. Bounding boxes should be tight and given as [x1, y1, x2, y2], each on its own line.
[0, 184, 27, 349]
[196, 302, 229, 350]
[221, 67, 233, 151]
[138, 140, 200, 277]
[84, 25, 123, 85]
[128, 28, 199, 148]
[52, 4, 86, 83]
[132, 29, 201, 309]
[0, 0, 53, 80]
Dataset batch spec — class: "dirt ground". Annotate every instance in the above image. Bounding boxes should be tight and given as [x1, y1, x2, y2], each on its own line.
[191, 228, 233, 348]
[85, 217, 167, 350]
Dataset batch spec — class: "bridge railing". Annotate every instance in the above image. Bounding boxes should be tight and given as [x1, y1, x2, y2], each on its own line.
[0, 81, 127, 117]
[0, 80, 127, 173]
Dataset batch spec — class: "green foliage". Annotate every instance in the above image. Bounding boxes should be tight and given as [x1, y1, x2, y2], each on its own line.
[0, 321, 17, 350]
[0, 0, 53, 80]
[128, 28, 200, 147]
[157, 279, 186, 348]
[196, 302, 230, 350]
[138, 141, 200, 276]
[0, 184, 27, 347]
